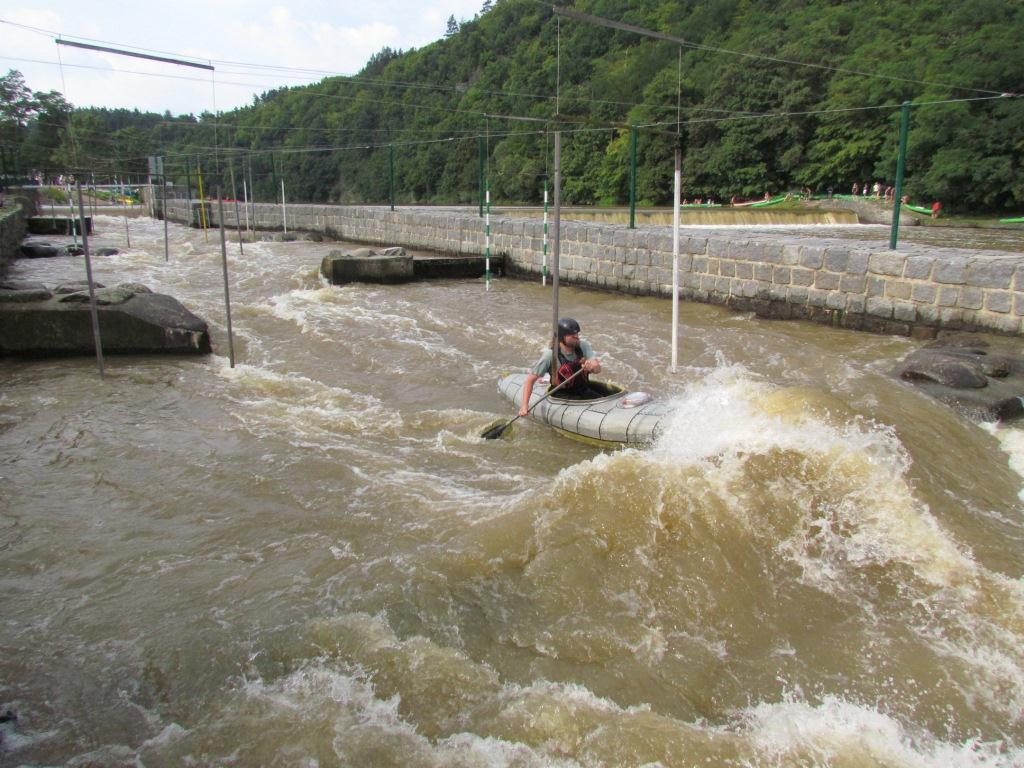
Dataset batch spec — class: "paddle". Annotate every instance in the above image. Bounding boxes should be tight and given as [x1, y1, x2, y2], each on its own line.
[481, 366, 587, 440]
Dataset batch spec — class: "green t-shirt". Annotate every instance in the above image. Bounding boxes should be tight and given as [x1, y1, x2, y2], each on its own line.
[530, 339, 595, 377]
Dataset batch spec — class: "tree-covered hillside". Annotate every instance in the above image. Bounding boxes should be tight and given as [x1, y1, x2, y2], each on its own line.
[2, 0, 1022, 212]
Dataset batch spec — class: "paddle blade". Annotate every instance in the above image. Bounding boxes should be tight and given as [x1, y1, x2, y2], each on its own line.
[481, 419, 512, 440]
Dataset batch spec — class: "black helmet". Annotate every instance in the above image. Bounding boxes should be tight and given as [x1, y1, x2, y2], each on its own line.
[557, 317, 581, 339]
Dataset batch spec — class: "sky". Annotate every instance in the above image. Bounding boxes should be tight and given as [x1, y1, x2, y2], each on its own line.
[0, 0, 486, 116]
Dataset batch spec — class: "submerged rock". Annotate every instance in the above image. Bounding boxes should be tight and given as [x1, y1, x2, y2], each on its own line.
[19, 242, 62, 259]
[0, 282, 211, 357]
[897, 336, 1024, 421]
[58, 282, 152, 306]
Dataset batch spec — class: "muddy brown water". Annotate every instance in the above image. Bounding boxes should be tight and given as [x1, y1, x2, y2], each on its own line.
[1, 216, 1023, 766]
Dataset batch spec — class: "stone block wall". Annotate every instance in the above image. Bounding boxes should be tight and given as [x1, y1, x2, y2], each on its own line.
[163, 201, 1024, 338]
[0, 205, 27, 278]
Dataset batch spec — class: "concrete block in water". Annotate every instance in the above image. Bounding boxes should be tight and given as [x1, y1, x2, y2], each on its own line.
[320, 248, 414, 285]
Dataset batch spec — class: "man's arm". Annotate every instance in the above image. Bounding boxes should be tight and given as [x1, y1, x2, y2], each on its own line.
[519, 373, 540, 416]
[581, 340, 601, 375]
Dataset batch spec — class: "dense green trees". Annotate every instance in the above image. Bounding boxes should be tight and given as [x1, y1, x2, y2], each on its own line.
[3, 0, 1022, 213]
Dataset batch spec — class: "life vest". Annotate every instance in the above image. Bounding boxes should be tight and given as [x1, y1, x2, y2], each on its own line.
[552, 343, 589, 391]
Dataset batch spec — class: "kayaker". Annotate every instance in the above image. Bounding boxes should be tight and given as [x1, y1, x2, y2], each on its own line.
[518, 317, 602, 416]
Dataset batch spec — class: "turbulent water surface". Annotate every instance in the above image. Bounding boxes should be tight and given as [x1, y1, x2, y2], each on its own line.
[2, 216, 1024, 766]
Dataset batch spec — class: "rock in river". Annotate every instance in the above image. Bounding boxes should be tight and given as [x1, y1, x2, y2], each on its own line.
[0, 281, 212, 357]
[897, 336, 1024, 421]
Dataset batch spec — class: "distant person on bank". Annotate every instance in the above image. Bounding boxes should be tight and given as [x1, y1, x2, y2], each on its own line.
[518, 318, 602, 416]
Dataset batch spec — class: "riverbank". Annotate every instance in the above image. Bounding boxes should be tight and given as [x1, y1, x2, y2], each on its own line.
[161, 200, 1024, 339]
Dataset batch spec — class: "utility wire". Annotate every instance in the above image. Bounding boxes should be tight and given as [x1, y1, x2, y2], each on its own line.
[543, 3, 1013, 98]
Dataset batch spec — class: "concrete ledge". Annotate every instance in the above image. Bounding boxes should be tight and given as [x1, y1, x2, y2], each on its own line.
[28, 217, 92, 235]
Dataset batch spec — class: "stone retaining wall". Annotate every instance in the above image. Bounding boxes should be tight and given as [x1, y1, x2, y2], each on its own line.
[0, 205, 27, 278]
[163, 200, 1024, 338]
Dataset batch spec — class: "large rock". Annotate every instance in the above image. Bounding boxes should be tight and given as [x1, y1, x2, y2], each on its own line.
[897, 336, 1024, 421]
[19, 242, 63, 259]
[0, 282, 211, 357]
[320, 247, 413, 285]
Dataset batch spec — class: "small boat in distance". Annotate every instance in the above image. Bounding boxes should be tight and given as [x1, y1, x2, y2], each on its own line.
[496, 373, 672, 447]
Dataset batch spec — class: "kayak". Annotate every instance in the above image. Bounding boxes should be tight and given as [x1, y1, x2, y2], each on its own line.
[496, 373, 672, 447]
[999, 216, 1024, 224]
[903, 203, 932, 215]
[750, 195, 788, 208]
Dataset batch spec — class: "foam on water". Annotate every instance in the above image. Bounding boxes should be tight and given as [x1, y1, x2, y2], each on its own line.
[743, 695, 1017, 767]
[216, 361, 404, 445]
[126, 613, 1022, 766]
[982, 422, 1024, 502]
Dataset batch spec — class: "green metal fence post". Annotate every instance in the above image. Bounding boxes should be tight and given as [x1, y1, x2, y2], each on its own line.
[389, 144, 395, 211]
[889, 101, 911, 250]
[628, 126, 638, 229]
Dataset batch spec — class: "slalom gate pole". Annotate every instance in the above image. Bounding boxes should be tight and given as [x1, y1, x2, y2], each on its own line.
[484, 181, 491, 291]
[542, 179, 549, 287]
[66, 184, 78, 247]
[229, 161, 243, 255]
[217, 194, 236, 368]
[550, 132, 562, 368]
[76, 181, 105, 379]
[281, 179, 287, 234]
[118, 176, 131, 248]
[242, 178, 251, 236]
[671, 145, 681, 373]
[197, 164, 208, 242]
[163, 175, 169, 262]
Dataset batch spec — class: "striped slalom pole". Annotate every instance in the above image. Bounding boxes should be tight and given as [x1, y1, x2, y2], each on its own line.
[484, 182, 491, 291]
[542, 180, 549, 287]
[66, 184, 78, 247]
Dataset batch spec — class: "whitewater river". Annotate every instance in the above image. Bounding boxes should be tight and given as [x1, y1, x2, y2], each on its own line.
[2, 215, 1024, 766]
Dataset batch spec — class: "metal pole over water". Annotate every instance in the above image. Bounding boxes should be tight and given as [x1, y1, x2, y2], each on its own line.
[66, 184, 78, 248]
[280, 178, 287, 234]
[242, 178, 251, 237]
[478, 135, 485, 218]
[550, 132, 562, 369]
[76, 181, 104, 378]
[196, 164, 208, 242]
[247, 156, 256, 236]
[484, 182, 491, 291]
[542, 179, 549, 287]
[229, 161, 243, 256]
[671, 145, 681, 373]
[217, 194, 236, 368]
[163, 174, 169, 263]
[118, 176, 131, 248]
[889, 101, 912, 251]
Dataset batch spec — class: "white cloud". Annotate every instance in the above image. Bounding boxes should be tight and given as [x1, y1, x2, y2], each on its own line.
[1, 0, 493, 114]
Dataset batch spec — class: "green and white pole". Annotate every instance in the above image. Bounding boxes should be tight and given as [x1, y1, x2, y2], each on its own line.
[66, 183, 78, 247]
[542, 179, 549, 287]
[485, 181, 492, 291]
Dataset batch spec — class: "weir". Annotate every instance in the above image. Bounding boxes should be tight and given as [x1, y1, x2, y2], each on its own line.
[161, 199, 1024, 339]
